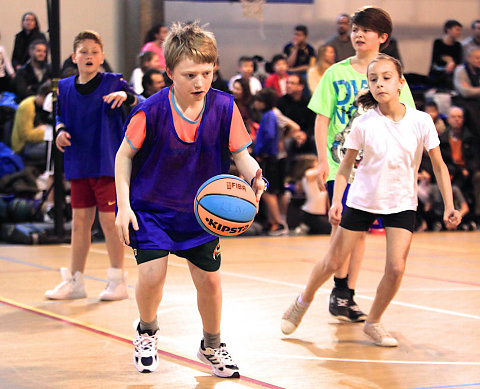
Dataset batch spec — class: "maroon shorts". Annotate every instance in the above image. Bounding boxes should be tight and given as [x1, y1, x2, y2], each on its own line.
[70, 177, 116, 212]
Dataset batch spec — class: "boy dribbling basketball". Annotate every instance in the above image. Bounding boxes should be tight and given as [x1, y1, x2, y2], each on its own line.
[115, 22, 266, 377]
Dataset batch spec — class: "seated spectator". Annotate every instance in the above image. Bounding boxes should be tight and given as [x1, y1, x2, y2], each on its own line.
[283, 25, 316, 75]
[307, 44, 335, 94]
[0, 32, 15, 92]
[231, 77, 256, 137]
[424, 101, 446, 135]
[141, 24, 169, 71]
[439, 106, 480, 224]
[429, 20, 463, 90]
[130, 51, 161, 94]
[11, 12, 47, 70]
[453, 47, 480, 134]
[140, 68, 165, 99]
[424, 165, 474, 231]
[291, 154, 331, 235]
[11, 81, 51, 164]
[15, 40, 51, 103]
[264, 54, 289, 97]
[324, 13, 355, 62]
[381, 37, 402, 64]
[277, 73, 316, 137]
[228, 56, 262, 95]
[462, 20, 480, 58]
[61, 55, 113, 75]
[211, 60, 229, 93]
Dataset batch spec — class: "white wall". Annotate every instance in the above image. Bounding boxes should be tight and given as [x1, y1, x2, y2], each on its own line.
[0, 0, 479, 79]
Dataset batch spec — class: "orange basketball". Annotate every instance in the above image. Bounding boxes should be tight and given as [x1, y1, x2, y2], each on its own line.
[194, 174, 257, 237]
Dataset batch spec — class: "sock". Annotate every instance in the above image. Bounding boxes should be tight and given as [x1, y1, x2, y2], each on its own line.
[297, 293, 310, 308]
[203, 330, 221, 349]
[139, 317, 159, 334]
[334, 276, 349, 290]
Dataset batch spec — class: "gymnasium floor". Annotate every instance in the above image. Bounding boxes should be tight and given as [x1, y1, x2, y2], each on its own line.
[1, 231, 479, 389]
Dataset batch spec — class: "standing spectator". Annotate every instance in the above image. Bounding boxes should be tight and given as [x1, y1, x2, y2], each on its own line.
[130, 51, 161, 94]
[0, 32, 15, 92]
[462, 20, 480, 58]
[429, 20, 463, 90]
[11, 12, 47, 70]
[10, 81, 51, 163]
[277, 74, 316, 137]
[228, 56, 262, 95]
[140, 68, 165, 99]
[283, 25, 316, 75]
[264, 54, 289, 97]
[307, 45, 335, 94]
[15, 40, 51, 103]
[141, 24, 169, 71]
[325, 14, 355, 62]
[453, 47, 480, 134]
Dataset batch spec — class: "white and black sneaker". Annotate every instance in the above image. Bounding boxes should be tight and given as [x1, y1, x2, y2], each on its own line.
[197, 340, 240, 378]
[133, 323, 159, 373]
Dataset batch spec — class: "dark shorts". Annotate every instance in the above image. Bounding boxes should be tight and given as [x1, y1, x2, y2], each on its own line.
[70, 177, 116, 212]
[133, 238, 221, 272]
[340, 206, 416, 233]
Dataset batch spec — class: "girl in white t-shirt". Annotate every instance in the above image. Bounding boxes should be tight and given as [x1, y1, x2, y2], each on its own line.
[281, 54, 462, 347]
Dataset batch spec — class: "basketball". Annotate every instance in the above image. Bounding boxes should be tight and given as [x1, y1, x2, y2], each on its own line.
[194, 174, 257, 237]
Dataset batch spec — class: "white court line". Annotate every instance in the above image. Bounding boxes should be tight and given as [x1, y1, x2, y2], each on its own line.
[86, 247, 480, 320]
[264, 353, 480, 366]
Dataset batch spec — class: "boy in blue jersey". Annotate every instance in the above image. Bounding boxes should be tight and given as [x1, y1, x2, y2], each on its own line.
[45, 30, 137, 301]
[115, 22, 266, 378]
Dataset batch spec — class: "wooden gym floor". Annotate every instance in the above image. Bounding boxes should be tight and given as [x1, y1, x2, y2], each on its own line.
[1, 231, 479, 389]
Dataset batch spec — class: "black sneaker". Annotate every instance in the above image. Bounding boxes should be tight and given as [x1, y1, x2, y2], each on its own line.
[348, 292, 367, 323]
[329, 288, 367, 322]
[329, 288, 350, 321]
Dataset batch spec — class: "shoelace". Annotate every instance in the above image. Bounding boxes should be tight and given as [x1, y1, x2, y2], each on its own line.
[133, 334, 157, 356]
[208, 346, 235, 365]
[337, 298, 349, 307]
[283, 300, 306, 324]
[349, 304, 362, 312]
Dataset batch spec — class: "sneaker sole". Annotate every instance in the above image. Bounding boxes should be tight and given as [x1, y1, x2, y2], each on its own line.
[197, 351, 240, 378]
[133, 355, 159, 373]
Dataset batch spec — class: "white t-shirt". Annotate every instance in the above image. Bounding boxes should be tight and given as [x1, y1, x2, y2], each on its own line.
[344, 105, 440, 214]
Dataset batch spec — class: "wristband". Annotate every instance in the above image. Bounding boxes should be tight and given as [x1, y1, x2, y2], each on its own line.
[251, 176, 269, 191]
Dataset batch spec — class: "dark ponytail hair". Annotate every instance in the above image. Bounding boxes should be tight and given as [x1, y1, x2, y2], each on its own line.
[356, 53, 403, 110]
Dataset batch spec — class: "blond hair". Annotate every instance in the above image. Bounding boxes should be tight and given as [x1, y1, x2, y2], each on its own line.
[73, 30, 103, 52]
[163, 22, 217, 71]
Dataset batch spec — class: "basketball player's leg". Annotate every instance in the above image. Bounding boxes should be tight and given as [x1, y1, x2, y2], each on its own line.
[281, 227, 363, 334]
[136, 256, 169, 322]
[185, 241, 239, 378]
[98, 210, 124, 268]
[133, 255, 168, 373]
[363, 215, 414, 347]
[366, 227, 412, 323]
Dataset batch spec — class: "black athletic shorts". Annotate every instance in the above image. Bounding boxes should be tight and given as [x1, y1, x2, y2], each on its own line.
[133, 238, 221, 272]
[340, 206, 416, 233]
